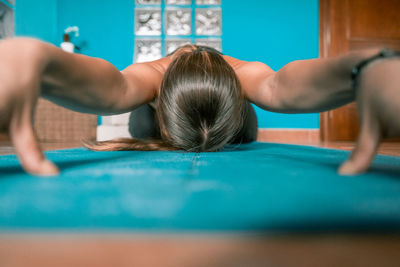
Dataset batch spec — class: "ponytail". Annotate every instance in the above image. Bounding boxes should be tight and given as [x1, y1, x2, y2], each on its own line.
[83, 138, 179, 151]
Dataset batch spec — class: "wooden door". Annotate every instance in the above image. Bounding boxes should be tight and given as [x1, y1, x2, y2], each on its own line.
[319, 0, 400, 141]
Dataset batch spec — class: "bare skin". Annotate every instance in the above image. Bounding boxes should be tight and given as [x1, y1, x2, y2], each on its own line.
[0, 37, 397, 176]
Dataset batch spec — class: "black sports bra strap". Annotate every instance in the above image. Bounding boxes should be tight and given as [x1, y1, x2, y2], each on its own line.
[351, 48, 400, 91]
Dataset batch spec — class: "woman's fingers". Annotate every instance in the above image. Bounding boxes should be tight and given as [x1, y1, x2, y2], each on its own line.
[338, 116, 380, 175]
[9, 103, 59, 176]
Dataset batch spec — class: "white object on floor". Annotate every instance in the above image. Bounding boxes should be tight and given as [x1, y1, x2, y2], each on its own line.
[101, 113, 131, 126]
[96, 125, 131, 141]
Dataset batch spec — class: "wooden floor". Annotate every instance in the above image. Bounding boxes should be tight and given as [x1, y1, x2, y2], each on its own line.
[0, 233, 400, 267]
[1, 132, 400, 266]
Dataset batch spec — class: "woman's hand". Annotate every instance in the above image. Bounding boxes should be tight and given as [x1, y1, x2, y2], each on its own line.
[0, 38, 59, 176]
[339, 58, 400, 175]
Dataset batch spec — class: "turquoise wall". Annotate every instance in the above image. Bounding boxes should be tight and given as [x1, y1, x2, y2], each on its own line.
[12, 0, 319, 129]
[14, 0, 57, 43]
[57, 0, 134, 71]
[222, 0, 319, 128]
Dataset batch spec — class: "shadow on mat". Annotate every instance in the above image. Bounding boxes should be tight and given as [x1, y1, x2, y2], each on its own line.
[55, 153, 142, 171]
[0, 152, 141, 177]
[267, 152, 400, 179]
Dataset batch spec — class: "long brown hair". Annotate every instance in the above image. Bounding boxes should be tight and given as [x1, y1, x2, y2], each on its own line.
[84, 45, 246, 152]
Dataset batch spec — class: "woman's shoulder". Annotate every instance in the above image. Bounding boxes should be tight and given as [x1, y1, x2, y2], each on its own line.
[222, 55, 247, 70]
[145, 56, 172, 77]
[228, 59, 275, 100]
[222, 55, 273, 72]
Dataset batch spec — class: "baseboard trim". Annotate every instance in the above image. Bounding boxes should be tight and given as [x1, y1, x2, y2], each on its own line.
[257, 129, 320, 144]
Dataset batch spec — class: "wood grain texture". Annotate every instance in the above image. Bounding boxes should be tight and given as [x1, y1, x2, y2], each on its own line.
[34, 99, 97, 143]
[319, 0, 400, 141]
[1, 233, 400, 267]
[0, 99, 97, 143]
[257, 129, 319, 145]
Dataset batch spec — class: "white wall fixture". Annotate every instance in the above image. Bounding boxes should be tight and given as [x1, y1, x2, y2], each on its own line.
[60, 26, 79, 53]
[0, 1, 14, 39]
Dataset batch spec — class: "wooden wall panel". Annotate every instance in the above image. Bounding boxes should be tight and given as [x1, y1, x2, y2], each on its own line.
[320, 0, 400, 141]
[34, 99, 97, 143]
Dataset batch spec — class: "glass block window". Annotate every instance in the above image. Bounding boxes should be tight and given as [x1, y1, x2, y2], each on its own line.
[195, 38, 221, 51]
[166, 0, 191, 5]
[196, 0, 220, 5]
[134, 8, 162, 36]
[134, 39, 162, 62]
[165, 38, 191, 54]
[136, 0, 162, 5]
[195, 8, 221, 35]
[134, 0, 222, 63]
[165, 8, 191, 36]
[0, 0, 14, 40]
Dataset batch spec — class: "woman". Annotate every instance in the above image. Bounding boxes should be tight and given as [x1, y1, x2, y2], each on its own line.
[105, 44, 258, 152]
[0, 37, 399, 176]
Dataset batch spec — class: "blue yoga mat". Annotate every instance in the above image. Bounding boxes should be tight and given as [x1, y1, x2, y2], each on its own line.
[0, 142, 400, 232]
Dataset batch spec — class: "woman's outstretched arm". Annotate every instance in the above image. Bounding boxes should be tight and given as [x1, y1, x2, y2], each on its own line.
[0, 37, 165, 175]
[38, 39, 165, 115]
[239, 48, 381, 113]
[239, 49, 400, 175]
